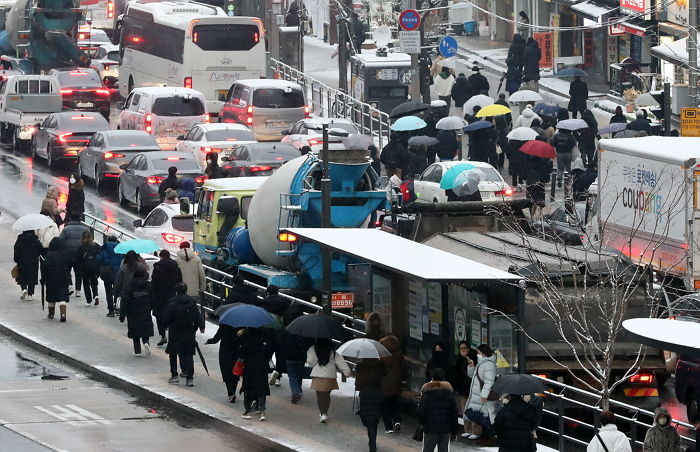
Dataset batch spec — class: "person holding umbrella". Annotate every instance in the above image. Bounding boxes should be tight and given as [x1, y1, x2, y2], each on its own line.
[552, 127, 578, 186]
[114, 250, 147, 305]
[380, 132, 408, 179]
[493, 393, 537, 451]
[281, 304, 310, 404]
[206, 323, 242, 403]
[355, 356, 386, 452]
[164, 282, 205, 387]
[568, 75, 589, 119]
[13, 229, 43, 301]
[519, 140, 555, 220]
[306, 338, 352, 423]
[436, 129, 460, 162]
[239, 327, 272, 421]
[119, 268, 155, 357]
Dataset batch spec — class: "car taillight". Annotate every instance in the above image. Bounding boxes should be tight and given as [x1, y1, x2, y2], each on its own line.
[146, 176, 164, 184]
[278, 232, 297, 242]
[200, 146, 222, 153]
[304, 105, 310, 118]
[107, 0, 114, 18]
[58, 132, 72, 143]
[103, 63, 110, 71]
[145, 113, 152, 133]
[308, 138, 323, 146]
[246, 105, 253, 125]
[192, 31, 198, 43]
[495, 189, 514, 196]
[96, 89, 110, 96]
[250, 165, 272, 172]
[78, 33, 87, 40]
[194, 175, 209, 183]
[630, 373, 655, 384]
[184, 77, 192, 89]
[60, 89, 73, 95]
[204, 113, 210, 123]
[103, 152, 125, 159]
[161, 232, 185, 244]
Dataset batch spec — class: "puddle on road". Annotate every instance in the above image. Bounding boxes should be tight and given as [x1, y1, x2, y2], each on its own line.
[0, 340, 69, 382]
[127, 398, 210, 429]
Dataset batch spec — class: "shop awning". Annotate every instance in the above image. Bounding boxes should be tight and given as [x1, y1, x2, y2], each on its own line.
[651, 37, 688, 67]
[283, 228, 520, 282]
[658, 21, 690, 37]
[618, 19, 653, 37]
[571, 1, 618, 21]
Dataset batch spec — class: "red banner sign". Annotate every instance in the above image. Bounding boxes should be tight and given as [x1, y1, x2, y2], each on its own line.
[619, 0, 646, 13]
[584, 30, 593, 68]
[331, 293, 354, 309]
[533, 32, 553, 70]
[609, 24, 625, 36]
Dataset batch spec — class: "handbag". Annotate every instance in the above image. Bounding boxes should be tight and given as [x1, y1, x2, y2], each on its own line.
[412, 425, 424, 442]
[476, 368, 499, 401]
[11, 265, 18, 280]
[232, 359, 245, 377]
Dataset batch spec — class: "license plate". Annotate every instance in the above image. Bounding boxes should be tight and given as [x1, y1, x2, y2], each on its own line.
[481, 193, 495, 200]
[268, 121, 288, 128]
[77, 102, 93, 107]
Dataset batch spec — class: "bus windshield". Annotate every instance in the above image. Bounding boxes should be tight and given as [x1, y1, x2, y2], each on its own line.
[192, 24, 260, 51]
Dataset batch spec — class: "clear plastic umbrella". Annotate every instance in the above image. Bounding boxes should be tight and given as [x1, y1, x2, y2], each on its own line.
[508, 90, 543, 103]
[556, 118, 588, 131]
[463, 95, 494, 117]
[452, 169, 485, 197]
[507, 127, 539, 141]
[436, 116, 468, 130]
[337, 338, 390, 359]
[12, 213, 55, 231]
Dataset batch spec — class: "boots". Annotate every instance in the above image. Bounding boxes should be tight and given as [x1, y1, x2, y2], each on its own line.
[59, 304, 66, 322]
[47, 306, 55, 319]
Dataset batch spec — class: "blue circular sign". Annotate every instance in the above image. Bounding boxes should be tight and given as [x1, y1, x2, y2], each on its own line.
[438, 36, 458, 58]
[399, 9, 421, 31]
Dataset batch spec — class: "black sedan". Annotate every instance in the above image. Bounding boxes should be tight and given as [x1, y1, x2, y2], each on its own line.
[32, 111, 110, 168]
[221, 142, 300, 177]
[77, 130, 160, 191]
[117, 151, 206, 213]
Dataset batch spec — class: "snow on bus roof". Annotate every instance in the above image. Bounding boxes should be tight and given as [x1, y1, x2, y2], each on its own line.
[128, 0, 235, 28]
[599, 137, 700, 166]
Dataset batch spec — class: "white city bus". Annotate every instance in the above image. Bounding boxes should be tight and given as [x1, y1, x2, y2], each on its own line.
[118, 1, 266, 114]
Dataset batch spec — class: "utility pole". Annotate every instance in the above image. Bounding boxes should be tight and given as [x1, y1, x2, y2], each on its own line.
[298, 3, 304, 73]
[690, 0, 698, 107]
[320, 123, 332, 315]
[338, 0, 352, 92]
[408, 0, 421, 101]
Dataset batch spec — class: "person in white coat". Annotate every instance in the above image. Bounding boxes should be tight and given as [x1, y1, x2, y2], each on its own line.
[306, 338, 352, 423]
[464, 344, 498, 443]
[174, 241, 206, 298]
[514, 105, 542, 129]
[587, 411, 632, 452]
[433, 68, 456, 110]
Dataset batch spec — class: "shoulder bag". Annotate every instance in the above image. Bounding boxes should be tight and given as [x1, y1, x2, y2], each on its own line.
[594, 431, 610, 452]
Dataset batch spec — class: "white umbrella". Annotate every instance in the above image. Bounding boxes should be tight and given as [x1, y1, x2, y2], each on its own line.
[635, 92, 660, 108]
[463, 95, 494, 117]
[12, 213, 55, 231]
[342, 134, 374, 150]
[508, 90, 543, 103]
[436, 116, 468, 130]
[507, 127, 540, 141]
[557, 118, 588, 131]
[623, 318, 700, 357]
[337, 338, 390, 359]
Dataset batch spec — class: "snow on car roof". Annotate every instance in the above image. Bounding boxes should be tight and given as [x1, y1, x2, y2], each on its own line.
[599, 137, 700, 166]
[234, 79, 303, 90]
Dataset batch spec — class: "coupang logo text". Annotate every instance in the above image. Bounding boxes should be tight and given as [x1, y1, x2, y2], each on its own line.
[620, 164, 663, 215]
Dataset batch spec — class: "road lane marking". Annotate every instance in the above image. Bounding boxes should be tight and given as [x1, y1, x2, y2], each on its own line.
[33, 405, 112, 425]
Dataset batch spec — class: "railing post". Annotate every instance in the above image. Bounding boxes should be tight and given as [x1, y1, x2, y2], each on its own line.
[550, 170, 557, 202]
[557, 395, 565, 451]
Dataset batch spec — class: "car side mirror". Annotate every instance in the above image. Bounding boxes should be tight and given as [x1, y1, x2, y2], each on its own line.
[281, 129, 290, 135]
[180, 198, 190, 215]
[132, 219, 142, 227]
[116, 101, 125, 110]
[176, 135, 185, 140]
[218, 94, 226, 102]
[119, 163, 127, 170]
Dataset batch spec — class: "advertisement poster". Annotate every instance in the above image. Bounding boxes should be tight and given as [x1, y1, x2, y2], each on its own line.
[408, 279, 424, 340]
[454, 307, 467, 342]
[471, 319, 481, 346]
[533, 32, 553, 69]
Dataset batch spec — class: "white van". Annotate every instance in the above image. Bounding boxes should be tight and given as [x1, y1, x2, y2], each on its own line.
[117, 87, 208, 150]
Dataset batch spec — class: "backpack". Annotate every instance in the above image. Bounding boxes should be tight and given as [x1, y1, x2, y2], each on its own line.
[82, 244, 101, 277]
[400, 180, 417, 203]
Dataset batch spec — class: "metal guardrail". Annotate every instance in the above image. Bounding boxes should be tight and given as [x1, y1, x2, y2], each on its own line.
[533, 375, 697, 450]
[270, 57, 390, 148]
[81, 213, 365, 338]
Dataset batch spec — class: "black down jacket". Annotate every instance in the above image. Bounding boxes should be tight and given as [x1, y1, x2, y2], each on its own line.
[14, 231, 43, 287]
[58, 221, 89, 265]
[523, 40, 541, 81]
[356, 360, 386, 423]
[151, 257, 182, 312]
[239, 328, 271, 398]
[418, 381, 459, 435]
[119, 276, 155, 339]
[40, 238, 71, 303]
[451, 75, 470, 108]
[165, 294, 204, 355]
[208, 324, 241, 384]
[494, 395, 537, 452]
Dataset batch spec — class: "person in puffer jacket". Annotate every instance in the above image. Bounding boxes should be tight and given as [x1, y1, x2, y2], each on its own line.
[418, 368, 459, 452]
[642, 407, 681, 452]
[58, 212, 89, 297]
[514, 105, 541, 129]
[494, 394, 537, 452]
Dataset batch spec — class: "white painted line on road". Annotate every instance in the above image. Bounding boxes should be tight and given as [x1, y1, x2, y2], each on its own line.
[33, 405, 112, 426]
[1, 423, 68, 452]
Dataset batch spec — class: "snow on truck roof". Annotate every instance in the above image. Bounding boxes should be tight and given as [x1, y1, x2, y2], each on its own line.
[351, 52, 412, 67]
[202, 177, 268, 191]
[599, 137, 700, 166]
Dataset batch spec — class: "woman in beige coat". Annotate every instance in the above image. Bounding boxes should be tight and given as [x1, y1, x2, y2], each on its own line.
[41, 186, 64, 226]
[174, 241, 206, 297]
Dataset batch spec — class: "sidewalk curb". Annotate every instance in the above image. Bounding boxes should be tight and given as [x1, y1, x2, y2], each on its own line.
[0, 321, 294, 452]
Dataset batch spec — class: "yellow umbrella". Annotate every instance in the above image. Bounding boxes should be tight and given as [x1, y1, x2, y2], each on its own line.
[475, 104, 512, 118]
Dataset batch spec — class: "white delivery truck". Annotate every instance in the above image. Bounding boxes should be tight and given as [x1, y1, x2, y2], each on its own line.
[593, 137, 700, 289]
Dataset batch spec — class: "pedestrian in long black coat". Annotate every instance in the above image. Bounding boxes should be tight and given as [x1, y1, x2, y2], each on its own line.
[435, 130, 459, 161]
[151, 250, 183, 346]
[356, 359, 386, 452]
[282, 305, 311, 404]
[578, 110, 598, 168]
[467, 66, 490, 98]
[406, 144, 430, 179]
[76, 230, 101, 306]
[469, 123, 497, 164]
[567, 76, 589, 119]
[58, 213, 89, 296]
[119, 269, 155, 356]
[523, 38, 541, 83]
[165, 283, 205, 386]
[507, 139, 527, 188]
[40, 237, 71, 321]
[507, 34, 525, 71]
[239, 328, 272, 420]
[206, 324, 241, 403]
[451, 73, 470, 109]
[14, 230, 43, 300]
[65, 174, 85, 219]
[494, 394, 537, 452]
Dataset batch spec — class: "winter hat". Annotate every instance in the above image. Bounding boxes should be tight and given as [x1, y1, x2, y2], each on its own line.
[472, 65, 481, 72]
[458, 73, 465, 77]
[179, 241, 191, 249]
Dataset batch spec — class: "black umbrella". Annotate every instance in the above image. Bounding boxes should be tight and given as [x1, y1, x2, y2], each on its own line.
[285, 313, 346, 339]
[390, 101, 429, 119]
[194, 342, 210, 376]
[491, 373, 548, 395]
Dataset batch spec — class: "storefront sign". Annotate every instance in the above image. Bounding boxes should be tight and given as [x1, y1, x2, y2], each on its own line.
[331, 292, 354, 309]
[609, 24, 626, 36]
[666, 0, 689, 27]
[584, 30, 593, 68]
[408, 279, 424, 340]
[623, 24, 646, 37]
[550, 14, 560, 63]
[620, 0, 647, 15]
[606, 36, 618, 82]
[533, 32, 553, 69]
[681, 108, 700, 137]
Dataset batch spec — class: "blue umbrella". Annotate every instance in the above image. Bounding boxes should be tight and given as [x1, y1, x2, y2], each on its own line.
[113, 239, 160, 254]
[439, 163, 476, 189]
[463, 120, 492, 132]
[390, 115, 427, 131]
[218, 304, 274, 328]
[556, 67, 588, 77]
[598, 122, 627, 135]
[532, 103, 564, 118]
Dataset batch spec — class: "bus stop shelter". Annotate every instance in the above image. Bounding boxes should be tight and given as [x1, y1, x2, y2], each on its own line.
[284, 228, 524, 390]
